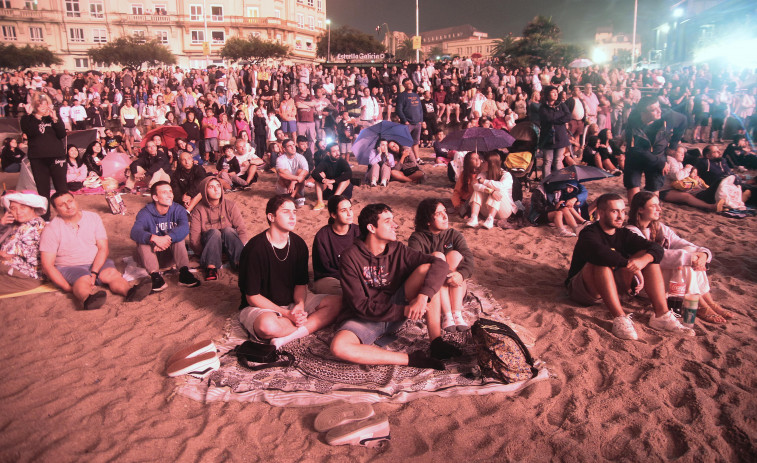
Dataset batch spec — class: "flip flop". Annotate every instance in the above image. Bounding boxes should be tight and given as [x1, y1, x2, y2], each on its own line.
[125, 278, 152, 303]
[314, 403, 375, 432]
[166, 352, 219, 377]
[697, 308, 727, 324]
[166, 339, 216, 367]
[710, 303, 735, 320]
[82, 290, 107, 311]
[325, 414, 390, 447]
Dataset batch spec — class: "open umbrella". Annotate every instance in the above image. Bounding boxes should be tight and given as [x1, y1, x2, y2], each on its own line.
[141, 126, 188, 150]
[352, 121, 414, 166]
[569, 58, 594, 68]
[437, 127, 515, 153]
[543, 165, 612, 185]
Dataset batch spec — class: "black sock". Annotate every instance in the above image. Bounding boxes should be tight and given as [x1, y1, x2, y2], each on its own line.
[430, 337, 462, 360]
[407, 351, 445, 370]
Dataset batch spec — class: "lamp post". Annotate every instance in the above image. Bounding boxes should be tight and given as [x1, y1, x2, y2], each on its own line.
[326, 19, 331, 63]
[415, 0, 420, 63]
[631, 0, 638, 69]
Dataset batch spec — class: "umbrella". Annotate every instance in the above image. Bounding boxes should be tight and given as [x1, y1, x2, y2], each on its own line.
[437, 127, 515, 153]
[352, 121, 414, 166]
[141, 126, 188, 150]
[101, 152, 131, 183]
[569, 58, 594, 68]
[543, 165, 612, 185]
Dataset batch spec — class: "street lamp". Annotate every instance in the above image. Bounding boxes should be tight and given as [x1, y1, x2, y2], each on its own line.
[326, 19, 331, 63]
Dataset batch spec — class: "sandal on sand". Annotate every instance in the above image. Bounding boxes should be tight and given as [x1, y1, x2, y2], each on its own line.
[82, 290, 107, 311]
[325, 414, 390, 447]
[166, 339, 217, 367]
[698, 307, 727, 324]
[314, 403, 375, 432]
[166, 351, 219, 377]
[710, 303, 735, 320]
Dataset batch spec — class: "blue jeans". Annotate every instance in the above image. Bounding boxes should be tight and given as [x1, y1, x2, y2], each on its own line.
[200, 227, 244, 269]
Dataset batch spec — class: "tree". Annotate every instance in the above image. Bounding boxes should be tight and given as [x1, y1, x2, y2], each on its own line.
[492, 16, 584, 68]
[428, 46, 444, 59]
[0, 44, 62, 71]
[395, 38, 423, 62]
[315, 26, 384, 59]
[88, 36, 176, 69]
[220, 36, 289, 63]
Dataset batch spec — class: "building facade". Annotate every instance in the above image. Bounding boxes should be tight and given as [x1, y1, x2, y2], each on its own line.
[593, 27, 641, 66]
[0, 0, 327, 69]
[419, 24, 495, 58]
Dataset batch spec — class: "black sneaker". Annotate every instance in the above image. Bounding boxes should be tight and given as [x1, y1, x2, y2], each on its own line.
[204, 267, 218, 281]
[178, 266, 201, 288]
[151, 272, 168, 292]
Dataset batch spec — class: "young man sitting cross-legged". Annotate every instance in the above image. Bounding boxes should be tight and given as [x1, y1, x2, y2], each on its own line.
[331, 203, 462, 370]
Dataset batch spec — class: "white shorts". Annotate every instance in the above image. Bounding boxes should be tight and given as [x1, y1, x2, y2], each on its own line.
[239, 290, 327, 340]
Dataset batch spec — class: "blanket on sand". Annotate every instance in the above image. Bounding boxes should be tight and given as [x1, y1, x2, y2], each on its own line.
[176, 283, 549, 406]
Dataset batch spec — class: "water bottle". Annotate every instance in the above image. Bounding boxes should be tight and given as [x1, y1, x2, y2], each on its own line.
[682, 294, 699, 328]
[667, 267, 685, 315]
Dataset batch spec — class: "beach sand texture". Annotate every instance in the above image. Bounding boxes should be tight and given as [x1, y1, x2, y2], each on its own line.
[1, 154, 756, 462]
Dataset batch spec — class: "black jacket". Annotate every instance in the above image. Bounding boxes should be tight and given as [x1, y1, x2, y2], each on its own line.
[20, 114, 66, 159]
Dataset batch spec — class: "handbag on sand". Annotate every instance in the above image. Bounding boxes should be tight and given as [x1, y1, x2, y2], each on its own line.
[233, 340, 295, 371]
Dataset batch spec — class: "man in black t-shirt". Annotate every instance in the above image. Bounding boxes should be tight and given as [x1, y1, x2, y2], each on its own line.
[238, 195, 341, 348]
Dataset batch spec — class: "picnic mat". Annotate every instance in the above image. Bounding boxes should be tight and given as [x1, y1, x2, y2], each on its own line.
[176, 283, 549, 407]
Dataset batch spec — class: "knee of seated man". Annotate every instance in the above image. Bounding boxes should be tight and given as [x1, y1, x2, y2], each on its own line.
[254, 313, 285, 339]
[330, 330, 358, 356]
[431, 251, 446, 260]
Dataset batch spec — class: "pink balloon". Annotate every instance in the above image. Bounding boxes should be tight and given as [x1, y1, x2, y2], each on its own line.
[101, 152, 131, 183]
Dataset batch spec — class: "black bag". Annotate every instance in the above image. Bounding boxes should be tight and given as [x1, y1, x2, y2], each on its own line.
[233, 341, 295, 371]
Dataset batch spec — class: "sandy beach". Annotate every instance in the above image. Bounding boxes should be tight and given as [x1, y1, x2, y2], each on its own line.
[1, 147, 756, 462]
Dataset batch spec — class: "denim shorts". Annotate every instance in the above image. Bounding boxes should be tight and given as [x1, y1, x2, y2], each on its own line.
[57, 259, 116, 286]
[338, 285, 408, 345]
[281, 120, 297, 133]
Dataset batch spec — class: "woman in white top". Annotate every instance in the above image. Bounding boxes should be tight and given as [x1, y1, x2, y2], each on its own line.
[466, 151, 516, 229]
[627, 191, 733, 324]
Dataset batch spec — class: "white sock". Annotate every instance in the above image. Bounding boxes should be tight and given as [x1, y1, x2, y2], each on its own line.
[271, 326, 309, 349]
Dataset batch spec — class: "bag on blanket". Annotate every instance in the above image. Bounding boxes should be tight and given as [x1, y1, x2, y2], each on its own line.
[471, 318, 538, 383]
[233, 340, 295, 371]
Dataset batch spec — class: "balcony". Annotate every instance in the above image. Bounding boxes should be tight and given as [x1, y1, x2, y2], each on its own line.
[0, 8, 52, 21]
[113, 12, 174, 24]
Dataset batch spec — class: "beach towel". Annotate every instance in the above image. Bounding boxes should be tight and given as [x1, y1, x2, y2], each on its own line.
[176, 283, 549, 407]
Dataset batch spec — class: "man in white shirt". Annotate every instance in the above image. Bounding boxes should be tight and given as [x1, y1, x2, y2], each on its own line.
[276, 138, 309, 208]
[70, 99, 88, 130]
[359, 87, 379, 128]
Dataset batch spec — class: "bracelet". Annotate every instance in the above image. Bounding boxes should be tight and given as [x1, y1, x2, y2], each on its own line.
[91, 270, 100, 277]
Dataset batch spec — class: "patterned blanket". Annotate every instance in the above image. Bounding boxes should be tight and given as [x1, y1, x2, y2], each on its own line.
[176, 283, 549, 407]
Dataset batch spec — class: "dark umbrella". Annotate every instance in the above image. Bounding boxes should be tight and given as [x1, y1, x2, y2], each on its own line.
[141, 126, 188, 150]
[352, 121, 414, 165]
[543, 165, 613, 185]
[437, 127, 515, 153]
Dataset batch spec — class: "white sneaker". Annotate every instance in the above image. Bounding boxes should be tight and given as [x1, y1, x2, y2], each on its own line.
[305, 181, 315, 188]
[649, 311, 696, 336]
[380, 179, 387, 187]
[612, 315, 638, 340]
[453, 311, 469, 332]
[465, 218, 479, 228]
[441, 312, 457, 333]
[482, 216, 495, 230]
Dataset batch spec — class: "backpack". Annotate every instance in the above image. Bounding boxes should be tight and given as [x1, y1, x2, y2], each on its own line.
[471, 318, 538, 383]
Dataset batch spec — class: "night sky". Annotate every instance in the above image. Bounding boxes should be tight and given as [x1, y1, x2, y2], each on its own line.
[327, 0, 671, 48]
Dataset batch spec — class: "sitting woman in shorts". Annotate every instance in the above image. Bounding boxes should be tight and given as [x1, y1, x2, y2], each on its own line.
[391, 145, 425, 183]
[466, 151, 515, 229]
[627, 191, 734, 323]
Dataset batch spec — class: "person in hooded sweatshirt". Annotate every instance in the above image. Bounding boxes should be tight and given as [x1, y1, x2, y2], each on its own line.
[170, 150, 208, 214]
[310, 142, 353, 211]
[331, 203, 462, 371]
[130, 180, 201, 292]
[408, 198, 474, 333]
[189, 177, 249, 281]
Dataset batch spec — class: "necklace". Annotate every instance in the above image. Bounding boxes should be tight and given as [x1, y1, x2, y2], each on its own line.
[269, 233, 290, 262]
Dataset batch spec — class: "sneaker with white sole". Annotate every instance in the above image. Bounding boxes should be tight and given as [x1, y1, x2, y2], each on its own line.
[325, 414, 391, 447]
[314, 403, 375, 432]
[649, 311, 696, 336]
[612, 315, 638, 340]
[465, 218, 479, 228]
[453, 311, 470, 332]
[441, 312, 457, 333]
[482, 216, 495, 229]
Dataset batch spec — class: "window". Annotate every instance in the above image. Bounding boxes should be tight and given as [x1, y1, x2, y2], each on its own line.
[133, 30, 146, 42]
[246, 7, 259, 17]
[275, 33, 282, 43]
[317, 0, 323, 11]
[131, 4, 143, 15]
[191, 30, 204, 44]
[308, 16, 314, 31]
[74, 58, 89, 68]
[210, 5, 223, 21]
[29, 26, 43, 41]
[1, 1, 11, 8]
[296, 0, 303, 4]
[89, 1, 103, 18]
[307, 0, 313, 6]
[274, 9, 281, 18]
[2, 26, 16, 41]
[211, 30, 224, 44]
[69, 27, 85, 42]
[66, 0, 81, 18]
[93, 28, 107, 43]
[156, 30, 168, 44]
[189, 4, 202, 21]
[317, 20, 322, 30]
[296, 13, 304, 28]
[295, 39, 302, 50]
[154, 4, 167, 15]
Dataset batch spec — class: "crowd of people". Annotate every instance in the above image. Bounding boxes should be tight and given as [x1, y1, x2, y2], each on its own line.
[1, 56, 754, 355]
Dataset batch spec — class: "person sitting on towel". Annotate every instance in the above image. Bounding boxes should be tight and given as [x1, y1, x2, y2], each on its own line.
[39, 192, 152, 310]
[331, 203, 462, 370]
[238, 194, 341, 348]
[0, 191, 47, 295]
[311, 194, 359, 296]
